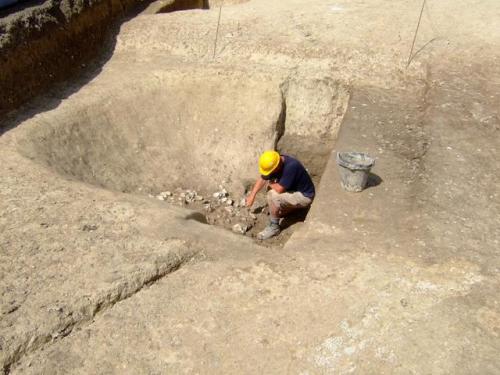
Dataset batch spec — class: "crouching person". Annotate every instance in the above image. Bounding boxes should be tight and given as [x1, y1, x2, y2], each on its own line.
[246, 150, 315, 240]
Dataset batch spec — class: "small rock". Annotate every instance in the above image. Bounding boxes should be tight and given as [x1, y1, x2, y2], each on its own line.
[240, 198, 246, 207]
[6, 303, 19, 314]
[250, 202, 266, 214]
[226, 199, 233, 206]
[232, 223, 249, 234]
[47, 305, 64, 314]
[82, 224, 98, 232]
[213, 189, 229, 200]
[156, 195, 165, 201]
[184, 190, 197, 203]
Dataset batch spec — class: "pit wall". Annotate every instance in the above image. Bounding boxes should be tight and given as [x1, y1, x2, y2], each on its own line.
[283, 77, 349, 138]
[16, 69, 285, 196]
[15, 68, 349, 198]
[0, 0, 205, 121]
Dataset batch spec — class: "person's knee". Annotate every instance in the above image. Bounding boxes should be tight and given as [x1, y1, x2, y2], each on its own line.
[267, 190, 282, 217]
[267, 190, 280, 206]
[267, 188, 278, 198]
[266, 189, 274, 202]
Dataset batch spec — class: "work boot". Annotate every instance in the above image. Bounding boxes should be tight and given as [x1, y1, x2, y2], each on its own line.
[257, 223, 280, 240]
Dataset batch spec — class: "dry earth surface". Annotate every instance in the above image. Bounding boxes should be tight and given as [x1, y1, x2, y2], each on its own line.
[1, 0, 500, 373]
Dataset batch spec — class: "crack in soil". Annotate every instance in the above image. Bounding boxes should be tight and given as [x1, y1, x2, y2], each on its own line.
[2, 241, 198, 375]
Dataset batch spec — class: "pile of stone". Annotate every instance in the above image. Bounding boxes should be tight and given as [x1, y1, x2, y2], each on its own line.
[155, 189, 205, 205]
[153, 186, 263, 236]
[212, 188, 232, 205]
[181, 190, 204, 204]
[155, 191, 172, 201]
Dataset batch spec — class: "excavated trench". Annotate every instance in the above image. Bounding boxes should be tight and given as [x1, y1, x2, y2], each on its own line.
[0, 0, 250, 121]
[17, 75, 349, 245]
[2, 0, 342, 245]
[3, 74, 348, 375]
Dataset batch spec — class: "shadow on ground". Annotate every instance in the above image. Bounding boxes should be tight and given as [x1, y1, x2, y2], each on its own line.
[0, 0, 167, 135]
[280, 207, 310, 231]
[366, 172, 383, 189]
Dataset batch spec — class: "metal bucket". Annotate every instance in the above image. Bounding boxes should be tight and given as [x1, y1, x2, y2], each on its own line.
[336, 152, 375, 192]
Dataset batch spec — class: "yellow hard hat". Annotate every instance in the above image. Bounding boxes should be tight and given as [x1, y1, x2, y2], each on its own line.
[259, 150, 281, 176]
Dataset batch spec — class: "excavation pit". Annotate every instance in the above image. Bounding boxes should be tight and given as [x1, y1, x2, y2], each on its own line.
[148, 132, 335, 245]
[16, 71, 347, 245]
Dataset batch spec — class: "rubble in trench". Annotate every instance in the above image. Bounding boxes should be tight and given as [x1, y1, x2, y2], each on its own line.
[151, 186, 268, 236]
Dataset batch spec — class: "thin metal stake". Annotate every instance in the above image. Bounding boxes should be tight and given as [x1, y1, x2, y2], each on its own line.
[407, 0, 426, 68]
[213, 5, 223, 60]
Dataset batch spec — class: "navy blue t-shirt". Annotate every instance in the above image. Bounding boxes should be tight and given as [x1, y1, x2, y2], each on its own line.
[274, 155, 315, 198]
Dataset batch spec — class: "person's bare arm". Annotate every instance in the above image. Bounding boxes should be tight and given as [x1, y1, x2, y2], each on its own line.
[246, 177, 267, 207]
[269, 182, 286, 193]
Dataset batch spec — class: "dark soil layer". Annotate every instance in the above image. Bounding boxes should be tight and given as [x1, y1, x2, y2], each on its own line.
[157, 0, 207, 12]
[0, 0, 168, 122]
